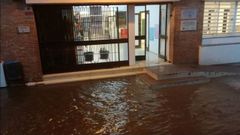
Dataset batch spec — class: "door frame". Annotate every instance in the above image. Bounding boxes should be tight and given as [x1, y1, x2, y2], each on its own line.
[135, 6, 148, 61]
[158, 4, 168, 61]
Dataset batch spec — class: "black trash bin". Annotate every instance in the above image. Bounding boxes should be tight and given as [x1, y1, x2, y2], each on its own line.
[3, 61, 24, 86]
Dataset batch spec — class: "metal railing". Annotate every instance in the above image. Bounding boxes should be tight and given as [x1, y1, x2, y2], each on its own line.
[75, 43, 128, 64]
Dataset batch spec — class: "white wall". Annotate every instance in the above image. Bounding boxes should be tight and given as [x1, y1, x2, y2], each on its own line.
[200, 35, 240, 65]
[202, 36, 240, 45]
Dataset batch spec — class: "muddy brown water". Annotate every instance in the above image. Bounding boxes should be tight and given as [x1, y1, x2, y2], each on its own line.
[1, 75, 240, 135]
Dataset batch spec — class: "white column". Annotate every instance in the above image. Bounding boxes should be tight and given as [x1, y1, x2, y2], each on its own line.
[128, 5, 135, 66]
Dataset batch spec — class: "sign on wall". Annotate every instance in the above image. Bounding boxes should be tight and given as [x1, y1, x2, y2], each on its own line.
[180, 20, 197, 31]
[17, 26, 31, 33]
[24, 6, 34, 19]
[180, 8, 198, 31]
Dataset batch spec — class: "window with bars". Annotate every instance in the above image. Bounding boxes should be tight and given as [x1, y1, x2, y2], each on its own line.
[237, 3, 240, 32]
[203, 1, 240, 36]
[73, 5, 128, 41]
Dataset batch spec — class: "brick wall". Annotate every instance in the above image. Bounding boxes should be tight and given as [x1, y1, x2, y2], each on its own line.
[0, 0, 43, 82]
[169, 0, 204, 64]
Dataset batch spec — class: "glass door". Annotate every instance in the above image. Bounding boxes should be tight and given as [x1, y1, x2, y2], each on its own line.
[146, 5, 160, 55]
[146, 12, 150, 51]
[135, 6, 147, 61]
[159, 4, 168, 60]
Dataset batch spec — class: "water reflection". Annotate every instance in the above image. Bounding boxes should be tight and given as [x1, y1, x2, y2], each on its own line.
[89, 81, 129, 134]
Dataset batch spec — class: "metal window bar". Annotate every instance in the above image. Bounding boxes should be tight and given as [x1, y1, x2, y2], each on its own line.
[236, 2, 240, 32]
[75, 44, 120, 64]
[73, 6, 120, 41]
[203, 2, 240, 35]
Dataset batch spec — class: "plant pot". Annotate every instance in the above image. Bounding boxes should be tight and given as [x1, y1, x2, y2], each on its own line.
[84, 52, 94, 62]
[100, 50, 109, 59]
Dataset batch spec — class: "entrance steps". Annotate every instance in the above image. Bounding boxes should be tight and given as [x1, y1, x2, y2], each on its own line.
[29, 66, 146, 85]
[149, 77, 210, 90]
[145, 66, 239, 90]
[146, 68, 238, 80]
[26, 64, 239, 86]
[145, 68, 211, 89]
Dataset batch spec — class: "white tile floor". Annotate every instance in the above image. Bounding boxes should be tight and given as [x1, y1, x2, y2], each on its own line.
[135, 51, 169, 67]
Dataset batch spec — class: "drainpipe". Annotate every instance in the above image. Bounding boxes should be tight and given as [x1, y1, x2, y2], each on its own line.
[128, 4, 136, 66]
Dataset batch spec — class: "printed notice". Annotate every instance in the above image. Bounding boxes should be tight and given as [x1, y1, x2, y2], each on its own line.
[180, 20, 197, 31]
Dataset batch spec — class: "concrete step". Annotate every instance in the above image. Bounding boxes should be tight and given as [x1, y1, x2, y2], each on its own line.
[146, 68, 238, 81]
[26, 65, 239, 86]
[158, 72, 206, 80]
[38, 66, 146, 85]
[145, 67, 236, 90]
[150, 77, 210, 90]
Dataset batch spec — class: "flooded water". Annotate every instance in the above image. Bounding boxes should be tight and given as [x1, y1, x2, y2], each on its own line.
[1, 75, 240, 135]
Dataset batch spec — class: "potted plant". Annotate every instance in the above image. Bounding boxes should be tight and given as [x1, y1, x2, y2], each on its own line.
[84, 51, 94, 62]
[99, 48, 109, 60]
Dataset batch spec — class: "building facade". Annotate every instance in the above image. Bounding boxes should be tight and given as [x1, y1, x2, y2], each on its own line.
[0, 0, 239, 82]
[200, 1, 240, 65]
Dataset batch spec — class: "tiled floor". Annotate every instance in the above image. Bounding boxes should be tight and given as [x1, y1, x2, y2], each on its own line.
[135, 51, 169, 67]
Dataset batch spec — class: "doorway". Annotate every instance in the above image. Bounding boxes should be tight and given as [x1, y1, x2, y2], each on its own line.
[135, 6, 147, 61]
[135, 4, 169, 62]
